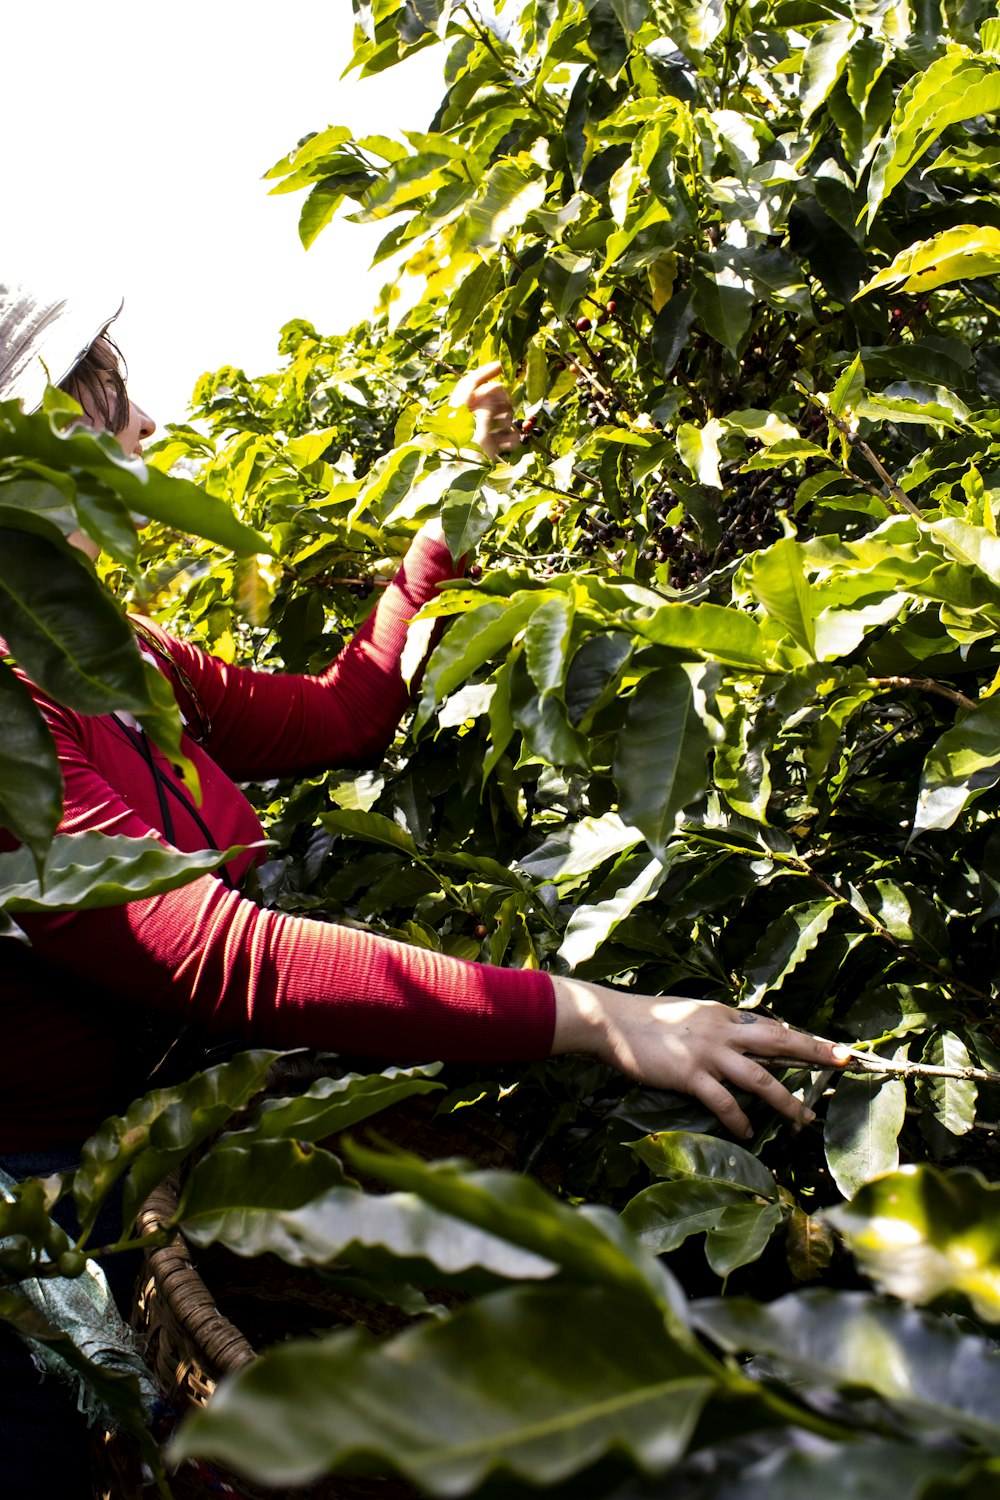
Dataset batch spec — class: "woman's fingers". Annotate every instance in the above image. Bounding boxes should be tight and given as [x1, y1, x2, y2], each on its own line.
[721, 1051, 817, 1130]
[451, 363, 520, 459]
[451, 360, 504, 409]
[688, 1071, 753, 1140]
[729, 1013, 850, 1069]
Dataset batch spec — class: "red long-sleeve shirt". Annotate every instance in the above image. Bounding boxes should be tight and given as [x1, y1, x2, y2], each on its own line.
[0, 533, 555, 1150]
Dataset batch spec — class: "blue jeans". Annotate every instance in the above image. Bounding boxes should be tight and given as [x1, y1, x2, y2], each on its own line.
[0, 1148, 141, 1498]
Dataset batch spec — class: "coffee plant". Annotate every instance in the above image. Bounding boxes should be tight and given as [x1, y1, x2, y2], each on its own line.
[7, 0, 1000, 1494]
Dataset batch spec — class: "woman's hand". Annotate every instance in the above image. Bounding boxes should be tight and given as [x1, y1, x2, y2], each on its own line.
[550, 976, 850, 1138]
[452, 360, 521, 461]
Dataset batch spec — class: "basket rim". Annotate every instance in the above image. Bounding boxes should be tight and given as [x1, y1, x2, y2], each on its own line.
[138, 1176, 256, 1379]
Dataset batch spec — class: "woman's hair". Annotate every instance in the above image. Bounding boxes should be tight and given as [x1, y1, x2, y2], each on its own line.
[59, 331, 129, 433]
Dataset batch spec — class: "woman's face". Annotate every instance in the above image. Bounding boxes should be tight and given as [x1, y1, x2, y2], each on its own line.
[77, 381, 156, 458]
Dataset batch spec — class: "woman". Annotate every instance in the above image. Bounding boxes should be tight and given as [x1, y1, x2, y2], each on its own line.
[0, 280, 847, 1149]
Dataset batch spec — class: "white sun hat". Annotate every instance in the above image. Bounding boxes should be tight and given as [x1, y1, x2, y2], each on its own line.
[0, 280, 124, 413]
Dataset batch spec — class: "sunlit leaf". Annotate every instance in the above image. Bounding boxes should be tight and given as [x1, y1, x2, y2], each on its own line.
[0, 833, 246, 913]
[827, 1164, 1000, 1321]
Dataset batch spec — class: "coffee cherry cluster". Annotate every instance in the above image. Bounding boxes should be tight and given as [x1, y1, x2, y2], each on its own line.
[582, 392, 626, 425]
[630, 469, 800, 588]
[712, 473, 786, 564]
[576, 506, 628, 556]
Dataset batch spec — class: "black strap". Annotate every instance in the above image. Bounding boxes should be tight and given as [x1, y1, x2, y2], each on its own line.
[111, 715, 236, 891]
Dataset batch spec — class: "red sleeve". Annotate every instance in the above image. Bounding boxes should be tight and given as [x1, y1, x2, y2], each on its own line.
[139, 530, 458, 781]
[17, 698, 556, 1065]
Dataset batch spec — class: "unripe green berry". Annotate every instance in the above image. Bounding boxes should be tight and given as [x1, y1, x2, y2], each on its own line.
[56, 1250, 87, 1279]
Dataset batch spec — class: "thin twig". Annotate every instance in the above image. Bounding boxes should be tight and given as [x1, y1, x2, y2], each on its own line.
[821, 406, 923, 520]
[850, 431, 923, 519]
[759, 1051, 1000, 1085]
[869, 675, 977, 713]
[394, 329, 462, 378]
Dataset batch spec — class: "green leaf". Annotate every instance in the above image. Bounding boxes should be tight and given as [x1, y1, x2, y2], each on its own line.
[178, 1141, 555, 1287]
[509, 650, 590, 767]
[341, 1142, 691, 1323]
[801, 21, 859, 120]
[177, 1136, 348, 1221]
[349, 444, 422, 526]
[915, 695, 1000, 834]
[917, 1032, 977, 1137]
[867, 53, 1000, 224]
[0, 661, 62, 865]
[629, 601, 774, 670]
[824, 1069, 907, 1198]
[72, 482, 140, 569]
[714, 702, 772, 819]
[651, 287, 695, 376]
[702, 1437, 962, 1497]
[0, 523, 155, 715]
[827, 1164, 1000, 1321]
[629, 1130, 780, 1200]
[415, 593, 540, 732]
[855, 389, 968, 432]
[859, 226, 1000, 297]
[828, 353, 865, 418]
[72, 1049, 282, 1242]
[518, 811, 641, 882]
[565, 631, 632, 723]
[665, 0, 725, 53]
[748, 538, 816, 655]
[558, 855, 665, 968]
[235, 1063, 444, 1144]
[320, 807, 419, 856]
[847, 33, 890, 112]
[465, 160, 547, 248]
[0, 833, 246, 913]
[621, 1178, 748, 1254]
[691, 259, 754, 352]
[524, 594, 575, 699]
[705, 1201, 785, 1277]
[676, 418, 724, 488]
[742, 900, 837, 1006]
[441, 470, 496, 560]
[862, 880, 949, 960]
[169, 1286, 715, 1492]
[299, 178, 350, 250]
[861, 337, 973, 388]
[614, 664, 718, 860]
[694, 1288, 1000, 1446]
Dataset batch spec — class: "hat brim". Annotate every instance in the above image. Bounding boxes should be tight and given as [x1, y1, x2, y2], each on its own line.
[0, 282, 125, 413]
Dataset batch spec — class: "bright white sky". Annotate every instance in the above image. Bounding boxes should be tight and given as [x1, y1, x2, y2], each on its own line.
[3, 2, 443, 426]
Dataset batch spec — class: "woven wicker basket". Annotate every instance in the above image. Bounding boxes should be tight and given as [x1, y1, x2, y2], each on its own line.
[93, 1082, 529, 1499]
